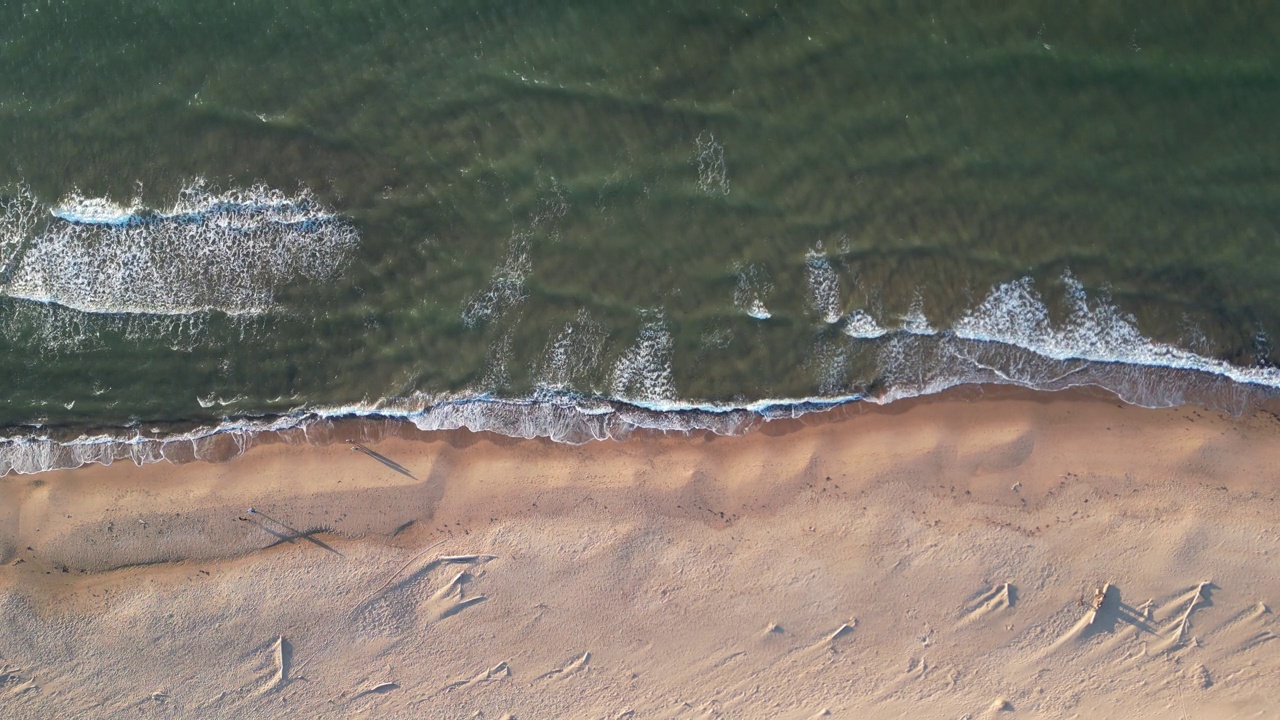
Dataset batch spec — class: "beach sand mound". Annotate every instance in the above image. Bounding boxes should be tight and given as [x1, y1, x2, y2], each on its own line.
[1, 393, 1278, 718]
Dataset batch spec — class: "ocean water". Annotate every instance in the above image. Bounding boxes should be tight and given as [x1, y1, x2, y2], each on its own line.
[1, 1, 1278, 473]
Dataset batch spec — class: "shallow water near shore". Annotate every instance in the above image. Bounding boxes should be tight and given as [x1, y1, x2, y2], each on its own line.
[1, 1, 1278, 472]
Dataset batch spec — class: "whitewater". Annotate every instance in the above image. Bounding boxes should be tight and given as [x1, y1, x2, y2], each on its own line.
[2, 182, 1278, 476]
[2, 269, 1277, 475]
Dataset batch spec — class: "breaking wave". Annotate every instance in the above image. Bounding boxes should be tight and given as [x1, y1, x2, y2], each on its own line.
[610, 309, 676, 402]
[804, 243, 842, 323]
[733, 261, 773, 320]
[2, 343, 1275, 476]
[2, 265, 1279, 476]
[1, 179, 359, 317]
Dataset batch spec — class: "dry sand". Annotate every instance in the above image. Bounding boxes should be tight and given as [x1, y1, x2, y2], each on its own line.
[1, 389, 1278, 719]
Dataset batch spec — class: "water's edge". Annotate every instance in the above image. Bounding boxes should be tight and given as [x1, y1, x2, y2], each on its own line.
[5, 342, 1277, 477]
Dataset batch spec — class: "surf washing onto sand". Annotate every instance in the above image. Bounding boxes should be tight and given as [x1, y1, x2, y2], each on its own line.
[2, 1, 1278, 476]
[1, 212, 1278, 475]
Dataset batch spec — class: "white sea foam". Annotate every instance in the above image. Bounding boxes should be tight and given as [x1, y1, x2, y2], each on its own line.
[461, 233, 532, 328]
[0, 292, 245, 354]
[50, 193, 140, 225]
[693, 131, 729, 196]
[733, 261, 773, 319]
[804, 244, 842, 323]
[842, 309, 889, 339]
[1, 179, 359, 317]
[197, 394, 248, 409]
[0, 298, 102, 351]
[0, 183, 40, 278]
[535, 309, 608, 391]
[901, 294, 935, 335]
[477, 329, 515, 390]
[610, 309, 676, 402]
[809, 335, 852, 395]
[701, 326, 734, 349]
[950, 273, 1280, 387]
[3, 264, 1280, 476]
[2, 346, 1275, 476]
[461, 182, 570, 329]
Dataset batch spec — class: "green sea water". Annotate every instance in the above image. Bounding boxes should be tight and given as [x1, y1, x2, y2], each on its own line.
[0, 1, 1278, 463]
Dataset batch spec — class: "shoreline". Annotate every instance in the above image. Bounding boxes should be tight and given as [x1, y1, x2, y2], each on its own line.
[2, 390, 1279, 717]
[5, 377, 1279, 478]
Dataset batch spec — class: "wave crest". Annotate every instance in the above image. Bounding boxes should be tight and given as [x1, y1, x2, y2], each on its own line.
[1, 179, 359, 316]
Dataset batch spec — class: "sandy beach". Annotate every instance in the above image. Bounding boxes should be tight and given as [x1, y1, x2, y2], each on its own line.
[2, 389, 1278, 719]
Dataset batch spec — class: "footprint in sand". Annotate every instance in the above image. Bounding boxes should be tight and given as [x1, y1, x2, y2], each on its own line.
[1147, 581, 1214, 655]
[535, 651, 591, 682]
[1039, 581, 1217, 660]
[352, 681, 399, 700]
[425, 571, 488, 622]
[955, 583, 1017, 629]
[443, 661, 511, 692]
[796, 620, 857, 656]
[255, 635, 293, 695]
[1041, 582, 1122, 656]
[0, 665, 38, 696]
[874, 655, 947, 702]
[352, 553, 495, 636]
